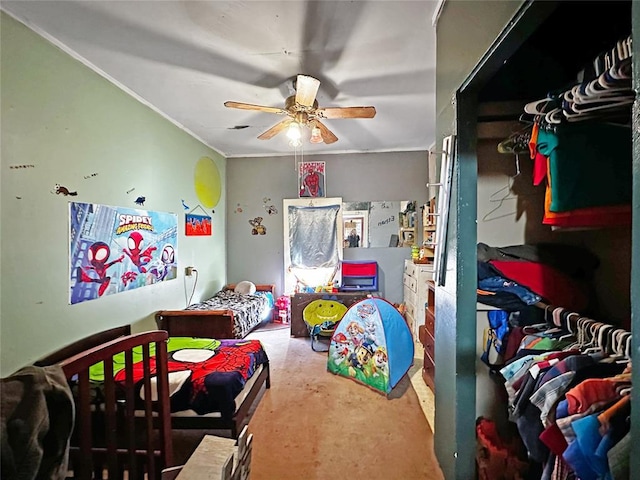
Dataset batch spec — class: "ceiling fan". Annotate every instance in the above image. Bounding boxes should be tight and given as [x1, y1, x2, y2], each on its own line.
[224, 75, 376, 145]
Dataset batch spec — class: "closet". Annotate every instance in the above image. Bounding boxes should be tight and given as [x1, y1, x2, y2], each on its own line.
[474, 1, 633, 479]
[431, 1, 637, 478]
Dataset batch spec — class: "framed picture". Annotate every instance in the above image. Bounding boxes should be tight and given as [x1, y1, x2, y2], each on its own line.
[343, 215, 365, 248]
[185, 205, 212, 236]
[299, 161, 326, 198]
[185, 213, 212, 236]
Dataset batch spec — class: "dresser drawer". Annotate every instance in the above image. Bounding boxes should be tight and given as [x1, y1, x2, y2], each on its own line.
[425, 309, 435, 335]
[404, 297, 415, 320]
[418, 324, 427, 345]
[405, 311, 415, 337]
[403, 273, 417, 293]
[404, 259, 418, 277]
[403, 284, 416, 307]
[422, 354, 435, 392]
[423, 328, 435, 361]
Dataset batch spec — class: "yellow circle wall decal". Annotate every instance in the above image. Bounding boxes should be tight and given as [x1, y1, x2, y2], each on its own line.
[194, 156, 221, 209]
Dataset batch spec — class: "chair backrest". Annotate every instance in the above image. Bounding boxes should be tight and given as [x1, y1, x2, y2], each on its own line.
[58, 331, 173, 480]
[34, 325, 132, 367]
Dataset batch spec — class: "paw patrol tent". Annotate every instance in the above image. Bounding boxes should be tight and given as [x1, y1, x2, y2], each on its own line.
[327, 297, 414, 395]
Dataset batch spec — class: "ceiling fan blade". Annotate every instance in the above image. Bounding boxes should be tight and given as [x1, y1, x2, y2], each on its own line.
[295, 75, 321, 107]
[224, 101, 286, 115]
[257, 119, 292, 140]
[316, 106, 377, 119]
[314, 120, 338, 144]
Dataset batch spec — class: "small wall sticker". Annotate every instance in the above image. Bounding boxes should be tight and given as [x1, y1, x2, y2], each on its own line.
[54, 184, 78, 196]
[249, 217, 266, 235]
[263, 197, 278, 215]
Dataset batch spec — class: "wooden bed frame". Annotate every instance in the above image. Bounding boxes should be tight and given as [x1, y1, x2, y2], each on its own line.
[155, 283, 277, 340]
[38, 329, 174, 479]
[35, 324, 271, 439]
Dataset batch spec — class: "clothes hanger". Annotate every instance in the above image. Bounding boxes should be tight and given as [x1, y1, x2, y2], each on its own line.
[544, 108, 564, 125]
[518, 112, 536, 125]
[594, 323, 614, 354]
[551, 307, 567, 328]
[543, 304, 554, 325]
[541, 307, 566, 335]
[558, 313, 580, 347]
[602, 328, 630, 363]
[614, 331, 632, 364]
[482, 155, 522, 222]
[569, 317, 595, 352]
[581, 321, 605, 354]
[497, 126, 531, 155]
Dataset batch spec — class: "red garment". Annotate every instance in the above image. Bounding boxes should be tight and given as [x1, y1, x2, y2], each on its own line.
[565, 376, 631, 415]
[529, 123, 548, 186]
[489, 260, 591, 312]
[532, 152, 548, 186]
[539, 423, 568, 456]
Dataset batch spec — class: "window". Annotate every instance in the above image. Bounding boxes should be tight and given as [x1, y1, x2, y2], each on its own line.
[283, 198, 343, 294]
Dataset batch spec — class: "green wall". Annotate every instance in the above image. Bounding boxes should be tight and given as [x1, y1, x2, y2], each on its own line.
[433, 1, 524, 478]
[0, 12, 227, 376]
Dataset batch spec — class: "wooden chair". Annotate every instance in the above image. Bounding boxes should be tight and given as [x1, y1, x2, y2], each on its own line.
[58, 331, 174, 480]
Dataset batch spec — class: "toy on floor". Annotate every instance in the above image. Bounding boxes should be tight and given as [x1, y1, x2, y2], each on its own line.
[327, 297, 413, 395]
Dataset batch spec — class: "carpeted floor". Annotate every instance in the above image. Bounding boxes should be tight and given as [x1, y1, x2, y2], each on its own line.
[243, 323, 445, 479]
[171, 322, 444, 479]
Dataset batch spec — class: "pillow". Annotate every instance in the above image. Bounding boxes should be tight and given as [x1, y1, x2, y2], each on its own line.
[234, 281, 256, 295]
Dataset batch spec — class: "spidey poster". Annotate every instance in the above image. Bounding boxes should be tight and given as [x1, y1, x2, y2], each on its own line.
[299, 161, 326, 198]
[69, 202, 178, 305]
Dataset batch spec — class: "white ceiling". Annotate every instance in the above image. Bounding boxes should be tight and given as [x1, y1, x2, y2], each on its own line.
[2, 1, 438, 158]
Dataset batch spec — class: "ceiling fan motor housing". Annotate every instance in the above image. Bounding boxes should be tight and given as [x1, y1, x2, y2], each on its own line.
[285, 95, 318, 113]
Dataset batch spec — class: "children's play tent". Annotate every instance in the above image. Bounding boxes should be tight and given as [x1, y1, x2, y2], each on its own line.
[327, 297, 414, 395]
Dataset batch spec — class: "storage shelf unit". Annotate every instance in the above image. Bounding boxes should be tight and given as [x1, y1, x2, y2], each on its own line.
[339, 260, 378, 292]
[419, 280, 436, 392]
[402, 259, 434, 340]
[421, 197, 438, 259]
[398, 211, 417, 247]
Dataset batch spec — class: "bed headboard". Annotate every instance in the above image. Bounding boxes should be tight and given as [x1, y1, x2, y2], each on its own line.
[224, 283, 276, 295]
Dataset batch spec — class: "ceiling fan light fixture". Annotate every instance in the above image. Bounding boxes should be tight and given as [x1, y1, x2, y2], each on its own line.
[310, 126, 323, 144]
[225, 74, 375, 146]
[286, 121, 302, 141]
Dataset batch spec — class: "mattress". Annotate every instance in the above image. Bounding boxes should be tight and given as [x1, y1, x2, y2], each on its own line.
[185, 290, 272, 338]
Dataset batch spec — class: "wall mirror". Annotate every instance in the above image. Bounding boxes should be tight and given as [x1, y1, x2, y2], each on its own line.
[343, 200, 412, 248]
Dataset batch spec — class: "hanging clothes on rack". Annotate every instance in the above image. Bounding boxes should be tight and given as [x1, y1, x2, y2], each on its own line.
[521, 34, 635, 230]
[493, 302, 632, 480]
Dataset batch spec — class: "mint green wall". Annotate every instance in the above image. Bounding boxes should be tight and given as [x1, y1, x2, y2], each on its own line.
[0, 13, 227, 376]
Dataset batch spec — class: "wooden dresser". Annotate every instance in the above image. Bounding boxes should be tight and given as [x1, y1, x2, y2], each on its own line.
[402, 259, 434, 339]
[418, 280, 436, 392]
